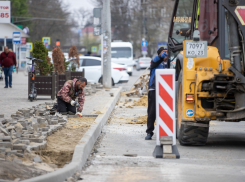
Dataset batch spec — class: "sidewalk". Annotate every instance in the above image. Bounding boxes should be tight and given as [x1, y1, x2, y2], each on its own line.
[0, 71, 114, 118]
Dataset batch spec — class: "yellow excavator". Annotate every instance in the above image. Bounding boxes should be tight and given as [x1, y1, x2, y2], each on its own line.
[168, 0, 245, 145]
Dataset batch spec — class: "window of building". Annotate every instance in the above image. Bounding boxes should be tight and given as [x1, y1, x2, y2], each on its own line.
[0, 39, 4, 52]
[6, 39, 13, 50]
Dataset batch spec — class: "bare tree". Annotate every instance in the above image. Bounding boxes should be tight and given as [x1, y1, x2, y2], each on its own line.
[28, 0, 75, 49]
[92, 0, 174, 57]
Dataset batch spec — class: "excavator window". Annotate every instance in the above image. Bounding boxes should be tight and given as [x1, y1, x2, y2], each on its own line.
[170, 0, 195, 45]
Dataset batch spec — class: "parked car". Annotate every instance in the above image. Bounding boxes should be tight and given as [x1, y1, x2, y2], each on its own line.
[138, 57, 151, 69]
[75, 56, 129, 85]
[133, 59, 141, 71]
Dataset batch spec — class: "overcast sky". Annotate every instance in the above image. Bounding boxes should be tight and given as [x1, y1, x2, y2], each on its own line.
[64, 0, 95, 11]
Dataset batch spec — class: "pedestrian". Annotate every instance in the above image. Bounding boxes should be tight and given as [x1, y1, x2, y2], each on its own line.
[56, 77, 87, 116]
[145, 47, 168, 140]
[0, 46, 17, 88]
[8, 49, 16, 73]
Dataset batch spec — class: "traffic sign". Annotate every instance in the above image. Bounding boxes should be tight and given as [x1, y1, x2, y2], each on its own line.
[157, 42, 167, 49]
[13, 32, 21, 44]
[42, 37, 51, 49]
[26, 42, 33, 52]
[93, 8, 102, 36]
[21, 37, 26, 44]
[142, 51, 147, 56]
[142, 47, 147, 51]
[94, 27, 101, 36]
[235, 6, 245, 25]
[91, 46, 98, 53]
[141, 40, 148, 47]
[56, 40, 60, 46]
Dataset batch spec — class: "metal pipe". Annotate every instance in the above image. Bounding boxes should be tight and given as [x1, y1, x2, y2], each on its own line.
[226, 11, 245, 109]
[226, 11, 242, 72]
[238, 27, 245, 75]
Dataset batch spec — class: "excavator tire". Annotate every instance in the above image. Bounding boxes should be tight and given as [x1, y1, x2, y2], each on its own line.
[178, 124, 209, 146]
[177, 71, 209, 146]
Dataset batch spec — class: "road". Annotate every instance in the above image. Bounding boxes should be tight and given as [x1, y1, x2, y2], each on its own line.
[78, 68, 245, 182]
[115, 68, 146, 91]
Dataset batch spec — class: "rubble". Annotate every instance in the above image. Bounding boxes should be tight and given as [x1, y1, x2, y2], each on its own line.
[125, 70, 150, 97]
[0, 102, 68, 162]
[33, 156, 42, 163]
[84, 82, 103, 96]
[0, 82, 102, 165]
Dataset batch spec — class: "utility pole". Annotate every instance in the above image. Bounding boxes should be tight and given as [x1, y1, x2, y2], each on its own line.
[102, 0, 111, 88]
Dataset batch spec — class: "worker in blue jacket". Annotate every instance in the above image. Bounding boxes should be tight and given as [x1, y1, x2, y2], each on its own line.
[145, 47, 168, 140]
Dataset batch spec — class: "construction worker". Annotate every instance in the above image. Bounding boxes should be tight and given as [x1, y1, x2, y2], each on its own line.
[145, 47, 168, 140]
[57, 77, 87, 116]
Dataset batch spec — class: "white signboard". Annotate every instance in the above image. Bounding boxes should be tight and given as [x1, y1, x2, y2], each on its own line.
[185, 41, 207, 57]
[0, 1, 11, 23]
[13, 32, 21, 44]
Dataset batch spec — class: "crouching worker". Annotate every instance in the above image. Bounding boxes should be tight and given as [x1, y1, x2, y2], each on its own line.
[57, 77, 87, 116]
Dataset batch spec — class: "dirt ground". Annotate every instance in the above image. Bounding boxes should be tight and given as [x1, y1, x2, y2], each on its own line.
[0, 160, 48, 181]
[133, 95, 148, 106]
[128, 115, 148, 124]
[37, 117, 96, 168]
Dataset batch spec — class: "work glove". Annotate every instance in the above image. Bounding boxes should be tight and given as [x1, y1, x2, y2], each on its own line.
[70, 100, 80, 107]
[160, 52, 168, 59]
[76, 112, 83, 117]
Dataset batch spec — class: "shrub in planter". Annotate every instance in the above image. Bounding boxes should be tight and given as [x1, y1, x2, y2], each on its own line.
[47, 55, 54, 74]
[32, 41, 50, 75]
[68, 45, 80, 71]
[64, 57, 70, 71]
[52, 47, 65, 74]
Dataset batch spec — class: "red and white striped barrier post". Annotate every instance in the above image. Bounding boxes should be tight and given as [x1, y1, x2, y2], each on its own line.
[153, 69, 179, 158]
[156, 69, 176, 145]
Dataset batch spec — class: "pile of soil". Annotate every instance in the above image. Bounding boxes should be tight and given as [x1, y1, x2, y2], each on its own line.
[133, 95, 148, 106]
[38, 117, 96, 168]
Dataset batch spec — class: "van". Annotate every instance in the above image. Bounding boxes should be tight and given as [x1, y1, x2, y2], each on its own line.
[111, 42, 134, 76]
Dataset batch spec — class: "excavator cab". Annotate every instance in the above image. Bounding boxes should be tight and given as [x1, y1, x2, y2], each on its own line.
[168, 0, 245, 145]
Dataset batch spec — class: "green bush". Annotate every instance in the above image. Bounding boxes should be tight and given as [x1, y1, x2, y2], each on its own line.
[32, 41, 51, 75]
[64, 57, 70, 71]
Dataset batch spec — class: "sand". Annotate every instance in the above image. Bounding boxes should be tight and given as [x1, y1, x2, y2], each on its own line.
[38, 117, 96, 168]
[94, 111, 103, 114]
[120, 92, 127, 96]
[133, 95, 148, 106]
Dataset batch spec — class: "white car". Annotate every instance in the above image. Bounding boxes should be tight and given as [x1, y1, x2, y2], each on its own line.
[138, 57, 151, 69]
[75, 56, 129, 85]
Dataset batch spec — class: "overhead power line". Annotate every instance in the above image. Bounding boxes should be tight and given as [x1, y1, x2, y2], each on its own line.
[12, 16, 66, 23]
